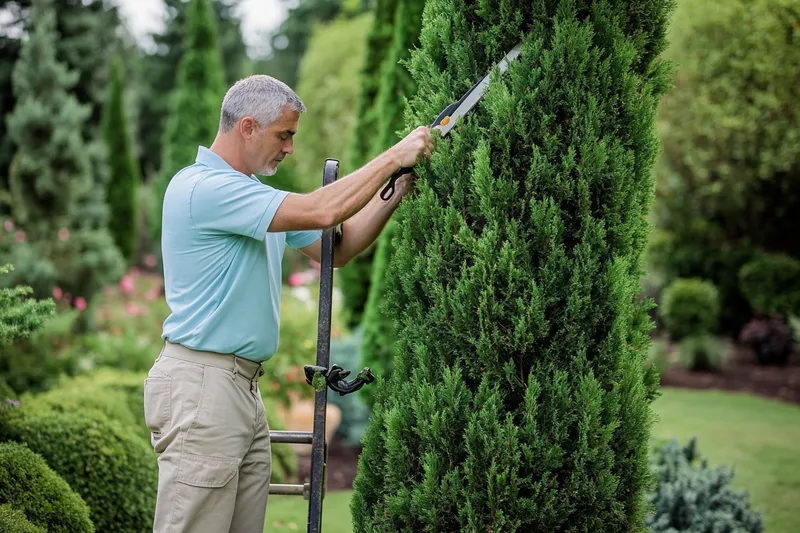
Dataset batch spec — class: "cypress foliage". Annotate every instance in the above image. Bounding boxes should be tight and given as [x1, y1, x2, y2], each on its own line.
[351, 0, 675, 531]
[346, 0, 400, 174]
[358, 0, 426, 403]
[152, 0, 225, 240]
[0, 0, 124, 308]
[371, 0, 426, 155]
[358, 219, 397, 405]
[337, 0, 400, 329]
[339, 0, 425, 328]
[101, 57, 140, 264]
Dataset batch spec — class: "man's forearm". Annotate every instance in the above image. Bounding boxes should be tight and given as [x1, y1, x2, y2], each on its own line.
[311, 150, 400, 228]
[335, 187, 401, 265]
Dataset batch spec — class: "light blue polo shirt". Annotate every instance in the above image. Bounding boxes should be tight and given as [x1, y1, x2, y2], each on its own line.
[160, 146, 322, 362]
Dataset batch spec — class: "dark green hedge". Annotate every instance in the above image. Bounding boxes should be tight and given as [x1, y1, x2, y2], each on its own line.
[0, 442, 93, 533]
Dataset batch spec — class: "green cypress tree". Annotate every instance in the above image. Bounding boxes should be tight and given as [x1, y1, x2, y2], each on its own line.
[337, 0, 400, 329]
[152, 0, 225, 240]
[0, 0, 124, 311]
[346, 0, 400, 174]
[352, 0, 675, 530]
[358, 218, 397, 405]
[358, 0, 426, 403]
[339, 0, 427, 328]
[102, 57, 140, 264]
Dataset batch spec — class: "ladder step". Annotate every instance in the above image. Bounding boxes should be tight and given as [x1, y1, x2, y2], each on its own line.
[270, 430, 313, 444]
[270, 483, 310, 499]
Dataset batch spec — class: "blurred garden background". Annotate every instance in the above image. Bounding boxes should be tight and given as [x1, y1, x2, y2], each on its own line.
[0, 0, 798, 532]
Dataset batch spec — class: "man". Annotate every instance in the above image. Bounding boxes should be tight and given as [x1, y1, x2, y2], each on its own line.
[143, 75, 433, 533]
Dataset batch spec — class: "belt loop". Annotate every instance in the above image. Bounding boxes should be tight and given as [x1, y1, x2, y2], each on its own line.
[232, 355, 239, 378]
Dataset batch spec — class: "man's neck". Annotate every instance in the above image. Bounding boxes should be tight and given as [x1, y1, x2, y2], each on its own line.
[210, 135, 251, 176]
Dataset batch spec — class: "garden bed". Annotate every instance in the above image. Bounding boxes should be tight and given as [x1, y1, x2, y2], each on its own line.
[660, 344, 800, 405]
[293, 436, 362, 491]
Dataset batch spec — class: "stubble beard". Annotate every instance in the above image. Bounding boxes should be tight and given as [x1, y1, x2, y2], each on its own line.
[259, 162, 278, 176]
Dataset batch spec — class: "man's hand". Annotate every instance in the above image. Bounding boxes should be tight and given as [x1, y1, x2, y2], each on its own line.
[392, 170, 416, 199]
[393, 126, 433, 168]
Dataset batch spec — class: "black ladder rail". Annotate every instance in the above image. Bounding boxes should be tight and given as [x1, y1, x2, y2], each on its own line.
[306, 158, 339, 533]
[267, 159, 374, 533]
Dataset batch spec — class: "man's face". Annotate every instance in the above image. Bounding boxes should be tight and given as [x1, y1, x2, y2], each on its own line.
[244, 107, 299, 176]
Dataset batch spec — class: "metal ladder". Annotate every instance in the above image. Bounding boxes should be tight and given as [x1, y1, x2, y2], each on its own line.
[268, 159, 375, 533]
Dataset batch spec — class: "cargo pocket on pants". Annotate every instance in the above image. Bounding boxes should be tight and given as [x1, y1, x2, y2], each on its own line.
[143, 376, 172, 453]
[177, 453, 240, 488]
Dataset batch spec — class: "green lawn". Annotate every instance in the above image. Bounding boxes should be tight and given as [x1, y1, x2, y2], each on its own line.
[651, 388, 800, 533]
[265, 388, 800, 533]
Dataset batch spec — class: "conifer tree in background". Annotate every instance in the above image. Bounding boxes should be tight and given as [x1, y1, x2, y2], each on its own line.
[346, 0, 399, 174]
[290, 13, 373, 194]
[0, 0, 124, 313]
[102, 57, 140, 264]
[352, 0, 674, 530]
[137, 0, 251, 179]
[152, 0, 225, 240]
[337, 0, 400, 328]
[358, 0, 426, 404]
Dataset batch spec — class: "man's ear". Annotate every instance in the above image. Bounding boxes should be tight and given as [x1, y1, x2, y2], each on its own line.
[239, 117, 260, 139]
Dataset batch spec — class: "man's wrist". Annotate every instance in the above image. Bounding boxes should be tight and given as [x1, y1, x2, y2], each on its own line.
[382, 147, 402, 173]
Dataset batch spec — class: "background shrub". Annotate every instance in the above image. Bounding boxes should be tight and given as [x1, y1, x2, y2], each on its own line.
[0, 505, 46, 533]
[650, 0, 800, 334]
[0, 442, 94, 533]
[738, 253, 800, 317]
[660, 278, 720, 339]
[4, 410, 156, 533]
[20, 369, 150, 444]
[739, 315, 795, 366]
[647, 437, 763, 533]
[0, 310, 82, 395]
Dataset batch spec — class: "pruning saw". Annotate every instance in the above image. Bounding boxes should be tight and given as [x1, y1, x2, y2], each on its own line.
[380, 41, 523, 201]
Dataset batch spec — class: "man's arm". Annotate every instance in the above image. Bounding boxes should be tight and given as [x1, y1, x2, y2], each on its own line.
[298, 171, 412, 267]
[267, 126, 431, 233]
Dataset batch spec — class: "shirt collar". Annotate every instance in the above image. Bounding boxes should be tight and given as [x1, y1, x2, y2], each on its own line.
[195, 146, 259, 181]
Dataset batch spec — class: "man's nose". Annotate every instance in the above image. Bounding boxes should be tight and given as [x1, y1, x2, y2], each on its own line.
[284, 140, 294, 155]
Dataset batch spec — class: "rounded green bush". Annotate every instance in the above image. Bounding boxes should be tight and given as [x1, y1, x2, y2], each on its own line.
[7, 411, 157, 533]
[0, 442, 93, 533]
[739, 253, 800, 317]
[0, 504, 46, 533]
[21, 369, 150, 444]
[660, 278, 720, 339]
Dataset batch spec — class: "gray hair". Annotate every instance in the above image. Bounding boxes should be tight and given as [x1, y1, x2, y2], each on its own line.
[219, 75, 306, 132]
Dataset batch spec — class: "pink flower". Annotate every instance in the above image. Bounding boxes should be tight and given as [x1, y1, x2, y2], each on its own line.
[144, 255, 157, 268]
[58, 227, 70, 241]
[75, 297, 87, 311]
[52, 286, 63, 300]
[15, 231, 25, 243]
[288, 273, 304, 287]
[120, 275, 134, 294]
[4, 220, 13, 232]
[126, 302, 140, 316]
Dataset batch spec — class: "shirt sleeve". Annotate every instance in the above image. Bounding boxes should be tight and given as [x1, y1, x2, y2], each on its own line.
[190, 171, 288, 240]
[286, 229, 323, 249]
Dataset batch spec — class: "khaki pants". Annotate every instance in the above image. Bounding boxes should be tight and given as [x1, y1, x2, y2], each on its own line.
[143, 341, 271, 533]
